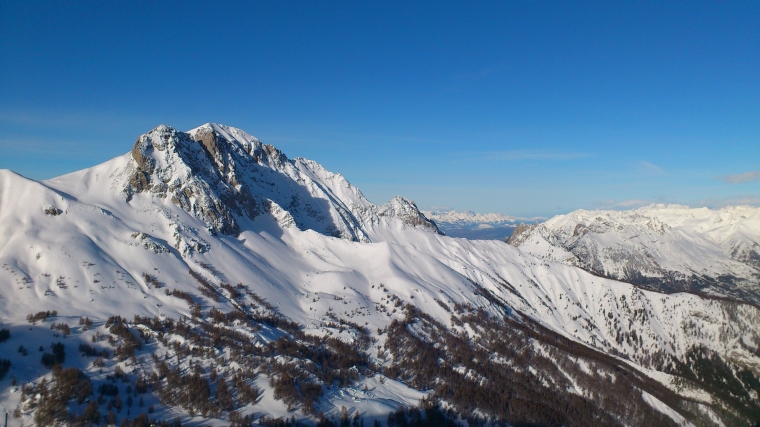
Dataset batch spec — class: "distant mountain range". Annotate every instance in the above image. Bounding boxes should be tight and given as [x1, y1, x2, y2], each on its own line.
[422, 210, 543, 240]
[0, 124, 758, 426]
[508, 204, 760, 306]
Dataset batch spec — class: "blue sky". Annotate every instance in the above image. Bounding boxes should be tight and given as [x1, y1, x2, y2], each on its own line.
[1, 1, 758, 217]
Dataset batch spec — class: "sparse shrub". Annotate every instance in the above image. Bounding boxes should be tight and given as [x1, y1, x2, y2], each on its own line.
[51, 322, 71, 337]
[100, 383, 119, 396]
[142, 272, 162, 288]
[106, 316, 142, 360]
[79, 343, 101, 357]
[0, 359, 10, 380]
[81, 401, 101, 424]
[33, 366, 92, 426]
[26, 310, 57, 324]
[41, 342, 65, 368]
[189, 269, 221, 302]
[221, 283, 240, 299]
[79, 316, 93, 330]
[165, 288, 194, 305]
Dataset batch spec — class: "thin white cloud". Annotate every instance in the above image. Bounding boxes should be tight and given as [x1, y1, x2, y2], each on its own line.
[636, 161, 665, 176]
[0, 109, 147, 130]
[719, 171, 760, 184]
[592, 195, 760, 211]
[593, 199, 653, 210]
[692, 195, 760, 208]
[477, 150, 591, 161]
[0, 137, 90, 154]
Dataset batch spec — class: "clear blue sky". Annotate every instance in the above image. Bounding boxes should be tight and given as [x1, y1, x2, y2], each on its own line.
[1, 1, 758, 217]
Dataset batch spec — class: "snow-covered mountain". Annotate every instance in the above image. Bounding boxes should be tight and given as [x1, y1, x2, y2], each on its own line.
[126, 123, 440, 242]
[422, 210, 542, 240]
[508, 204, 760, 306]
[1, 125, 759, 426]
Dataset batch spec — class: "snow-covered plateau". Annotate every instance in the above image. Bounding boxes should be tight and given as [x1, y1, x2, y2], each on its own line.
[0, 124, 758, 426]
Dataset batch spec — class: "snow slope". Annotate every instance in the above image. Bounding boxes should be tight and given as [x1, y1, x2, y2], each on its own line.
[1, 125, 758, 425]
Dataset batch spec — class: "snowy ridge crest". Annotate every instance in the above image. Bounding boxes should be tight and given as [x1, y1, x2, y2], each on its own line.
[379, 197, 440, 234]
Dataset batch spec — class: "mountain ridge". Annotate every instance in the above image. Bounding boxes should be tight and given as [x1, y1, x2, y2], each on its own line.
[508, 204, 760, 306]
[1, 125, 759, 426]
[45, 123, 440, 243]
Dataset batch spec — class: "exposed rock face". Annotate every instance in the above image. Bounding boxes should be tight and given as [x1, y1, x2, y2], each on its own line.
[265, 199, 296, 229]
[128, 135, 156, 193]
[130, 232, 170, 254]
[378, 196, 442, 234]
[43, 206, 63, 216]
[506, 223, 538, 246]
[126, 125, 249, 235]
[193, 127, 223, 165]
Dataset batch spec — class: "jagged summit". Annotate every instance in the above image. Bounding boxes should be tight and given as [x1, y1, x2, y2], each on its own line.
[119, 123, 440, 240]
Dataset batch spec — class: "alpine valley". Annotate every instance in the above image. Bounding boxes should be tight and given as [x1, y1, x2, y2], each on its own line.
[1, 124, 759, 427]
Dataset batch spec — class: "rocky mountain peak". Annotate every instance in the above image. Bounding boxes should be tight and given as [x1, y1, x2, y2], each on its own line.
[506, 222, 538, 246]
[125, 124, 261, 235]
[379, 196, 441, 234]
[122, 123, 441, 241]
